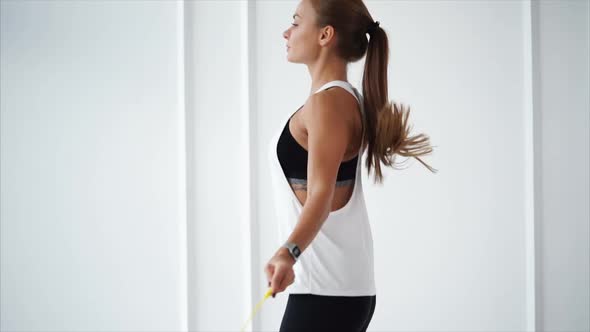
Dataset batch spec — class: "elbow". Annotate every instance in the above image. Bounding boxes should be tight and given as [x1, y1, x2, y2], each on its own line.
[307, 188, 333, 220]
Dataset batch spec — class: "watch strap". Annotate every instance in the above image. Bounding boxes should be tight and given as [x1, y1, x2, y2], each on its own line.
[282, 242, 301, 262]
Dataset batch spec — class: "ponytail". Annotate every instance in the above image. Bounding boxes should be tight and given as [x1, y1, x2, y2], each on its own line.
[362, 25, 438, 184]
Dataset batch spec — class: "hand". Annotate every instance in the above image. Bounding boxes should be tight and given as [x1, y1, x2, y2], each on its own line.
[264, 247, 296, 298]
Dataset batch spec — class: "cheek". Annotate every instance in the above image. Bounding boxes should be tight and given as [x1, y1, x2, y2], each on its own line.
[292, 30, 311, 48]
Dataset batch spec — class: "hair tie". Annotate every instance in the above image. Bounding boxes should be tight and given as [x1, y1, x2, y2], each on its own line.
[367, 21, 380, 35]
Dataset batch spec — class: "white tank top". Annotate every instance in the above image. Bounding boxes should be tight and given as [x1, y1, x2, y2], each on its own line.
[267, 80, 377, 296]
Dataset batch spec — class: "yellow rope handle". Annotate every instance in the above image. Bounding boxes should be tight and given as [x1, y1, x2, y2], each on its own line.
[240, 287, 274, 332]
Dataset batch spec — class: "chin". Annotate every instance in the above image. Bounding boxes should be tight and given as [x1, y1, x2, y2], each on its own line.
[286, 54, 301, 63]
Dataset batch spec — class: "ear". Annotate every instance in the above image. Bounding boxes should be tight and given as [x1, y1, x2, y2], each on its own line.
[318, 25, 336, 47]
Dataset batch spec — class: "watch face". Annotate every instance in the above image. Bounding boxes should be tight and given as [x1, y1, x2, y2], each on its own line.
[293, 247, 301, 257]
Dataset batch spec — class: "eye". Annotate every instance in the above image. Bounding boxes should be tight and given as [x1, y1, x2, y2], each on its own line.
[291, 23, 298, 27]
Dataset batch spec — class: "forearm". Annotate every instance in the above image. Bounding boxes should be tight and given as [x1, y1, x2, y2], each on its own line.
[279, 192, 331, 255]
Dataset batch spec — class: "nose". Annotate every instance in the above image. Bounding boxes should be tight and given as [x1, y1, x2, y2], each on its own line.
[283, 29, 289, 40]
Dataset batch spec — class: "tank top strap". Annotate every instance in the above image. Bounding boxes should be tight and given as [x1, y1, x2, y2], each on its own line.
[314, 80, 361, 105]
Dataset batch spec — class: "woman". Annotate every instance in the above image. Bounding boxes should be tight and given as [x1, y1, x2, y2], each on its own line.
[265, 0, 437, 331]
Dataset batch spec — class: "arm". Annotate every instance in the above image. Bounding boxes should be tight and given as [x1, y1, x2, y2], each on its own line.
[281, 91, 352, 255]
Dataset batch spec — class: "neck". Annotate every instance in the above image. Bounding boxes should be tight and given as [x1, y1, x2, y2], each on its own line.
[307, 53, 348, 95]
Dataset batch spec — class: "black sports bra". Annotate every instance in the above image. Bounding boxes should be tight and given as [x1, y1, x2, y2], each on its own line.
[276, 109, 358, 187]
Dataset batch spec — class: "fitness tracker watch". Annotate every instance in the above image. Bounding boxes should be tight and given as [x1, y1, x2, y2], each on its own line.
[282, 242, 301, 262]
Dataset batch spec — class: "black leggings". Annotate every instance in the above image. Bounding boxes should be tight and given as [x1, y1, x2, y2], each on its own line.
[279, 293, 376, 332]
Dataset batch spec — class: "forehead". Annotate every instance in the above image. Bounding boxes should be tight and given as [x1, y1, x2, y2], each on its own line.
[294, 0, 310, 18]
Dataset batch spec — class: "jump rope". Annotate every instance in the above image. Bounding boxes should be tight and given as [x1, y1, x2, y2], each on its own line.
[239, 287, 274, 332]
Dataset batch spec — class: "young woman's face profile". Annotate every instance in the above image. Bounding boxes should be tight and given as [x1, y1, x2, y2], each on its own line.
[282, 0, 321, 64]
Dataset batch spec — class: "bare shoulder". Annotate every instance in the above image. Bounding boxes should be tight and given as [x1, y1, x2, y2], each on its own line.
[300, 87, 360, 152]
[302, 86, 359, 125]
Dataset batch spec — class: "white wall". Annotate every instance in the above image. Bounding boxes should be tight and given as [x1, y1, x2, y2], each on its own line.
[532, 1, 590, 331]
[0, 1, 188, 331]
[183, 1, 254, 331]
[1, 1, 588, 332]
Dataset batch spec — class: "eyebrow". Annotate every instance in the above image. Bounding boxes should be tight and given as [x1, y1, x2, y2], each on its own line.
[292, 13, 301, 19]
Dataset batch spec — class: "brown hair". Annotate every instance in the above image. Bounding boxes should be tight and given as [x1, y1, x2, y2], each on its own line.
[310, 0, 438, 184]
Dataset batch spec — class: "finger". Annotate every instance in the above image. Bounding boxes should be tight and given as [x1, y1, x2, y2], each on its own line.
[286, 271, 295, 285]
[271, 267, 286, 296]
[279, 270, 294, 291]
[264, 264, 274, 284]
[270, 267, 281, 290]
[277, 271, 289, 294]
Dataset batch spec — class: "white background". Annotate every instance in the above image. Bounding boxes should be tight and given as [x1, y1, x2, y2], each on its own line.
[1, 1, 588, 332]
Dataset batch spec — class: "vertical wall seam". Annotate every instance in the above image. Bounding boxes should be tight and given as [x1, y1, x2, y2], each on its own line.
[182, 0, 197, 330]
[241, 0, 258, 331]
[177, 0, 189, 331]
[247, 1, 262, 330]
[529, 0, 544, 331]
[522, 1, 536, 331]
